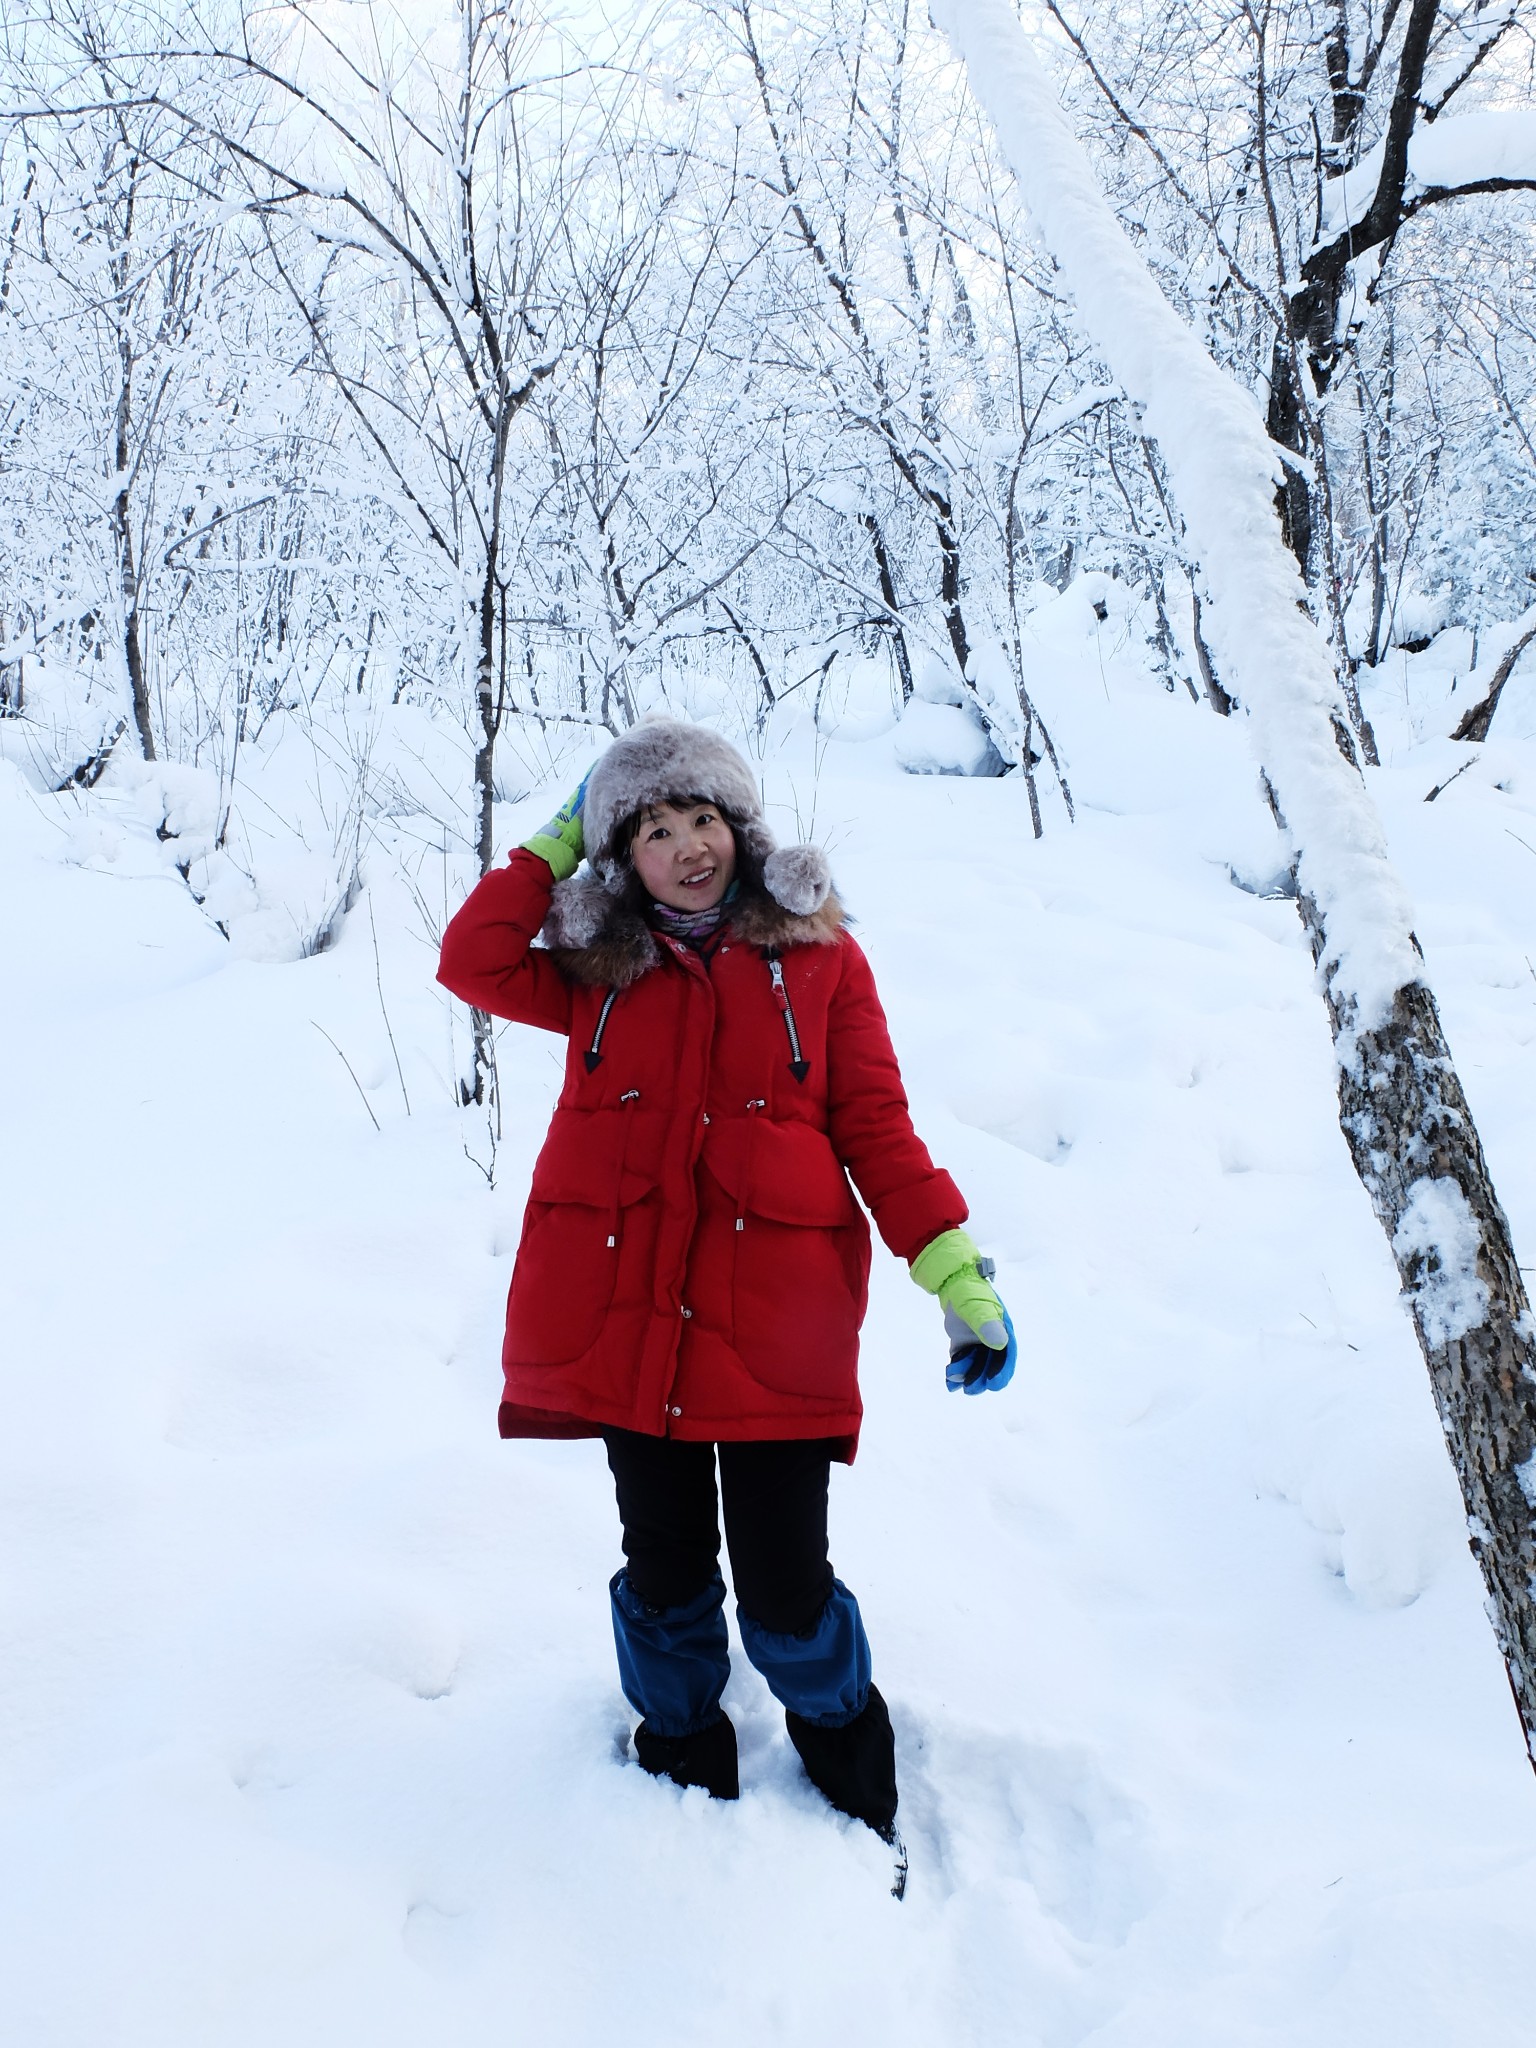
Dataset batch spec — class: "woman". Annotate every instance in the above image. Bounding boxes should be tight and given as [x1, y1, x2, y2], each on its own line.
[437, 718, 1014, 1853]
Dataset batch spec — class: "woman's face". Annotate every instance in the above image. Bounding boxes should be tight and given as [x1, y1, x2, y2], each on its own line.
[630, 799, 737, 910]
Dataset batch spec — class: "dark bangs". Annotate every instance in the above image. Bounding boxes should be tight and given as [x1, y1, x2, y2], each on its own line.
[611, 793, 739, 858]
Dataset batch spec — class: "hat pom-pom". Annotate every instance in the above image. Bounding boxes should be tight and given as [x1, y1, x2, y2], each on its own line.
[763, 844, 832, 916]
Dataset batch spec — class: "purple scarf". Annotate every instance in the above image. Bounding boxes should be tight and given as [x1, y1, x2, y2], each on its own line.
[648, 879, 740, 951]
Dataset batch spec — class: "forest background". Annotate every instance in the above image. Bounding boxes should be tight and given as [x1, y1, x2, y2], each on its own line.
[7, 0, 1534, 941]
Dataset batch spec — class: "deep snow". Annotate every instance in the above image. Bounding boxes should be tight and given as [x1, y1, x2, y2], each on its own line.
[4, 590, 1536, 2045]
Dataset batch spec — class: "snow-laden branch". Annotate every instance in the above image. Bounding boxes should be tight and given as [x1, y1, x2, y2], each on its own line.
[931, 0, 1420, 1034]
[1318, 108, 1536, 242]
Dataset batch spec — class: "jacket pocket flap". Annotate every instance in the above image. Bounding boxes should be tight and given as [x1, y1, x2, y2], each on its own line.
[703, 1117, 858, 1225]
[529, 1106, 663, 1207]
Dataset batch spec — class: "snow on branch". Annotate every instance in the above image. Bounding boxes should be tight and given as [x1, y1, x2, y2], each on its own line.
[1319, 109, 1536, 242]
[931, 0, 1422, 1035]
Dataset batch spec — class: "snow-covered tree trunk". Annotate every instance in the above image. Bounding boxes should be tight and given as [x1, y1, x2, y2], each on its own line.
[933, 0, 1536, 1764]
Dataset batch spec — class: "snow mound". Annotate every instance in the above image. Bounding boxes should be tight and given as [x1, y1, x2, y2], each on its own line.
[893, 697, 1006, 776]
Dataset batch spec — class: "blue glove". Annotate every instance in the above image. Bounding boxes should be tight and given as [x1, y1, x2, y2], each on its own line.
[944, 1304, 1017, 1396]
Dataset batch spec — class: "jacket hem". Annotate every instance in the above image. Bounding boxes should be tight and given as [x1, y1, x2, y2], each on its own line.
[498, 1394, 860, 1463]
[497, 1400, 603, 1440]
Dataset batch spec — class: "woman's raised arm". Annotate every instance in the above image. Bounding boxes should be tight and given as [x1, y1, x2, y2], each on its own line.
[437, 849, 575, 1034]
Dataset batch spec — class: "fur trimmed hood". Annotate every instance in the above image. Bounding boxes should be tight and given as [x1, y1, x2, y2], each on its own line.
[541, 861, 845, 989]
[541, 717, 842, 986]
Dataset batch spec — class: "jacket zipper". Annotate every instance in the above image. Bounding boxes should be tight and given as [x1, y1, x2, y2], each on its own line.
[767, 956, 811, 1083]
[585, 988, 618, 1073]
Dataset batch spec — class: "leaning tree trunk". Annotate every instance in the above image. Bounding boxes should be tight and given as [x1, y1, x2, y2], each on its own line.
[1307, 945, 1536, 1736]
[1451, 621, 1536, 745]
[935, 0, 1536, 1766]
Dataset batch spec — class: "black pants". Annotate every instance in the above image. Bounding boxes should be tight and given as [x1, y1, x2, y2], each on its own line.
[602, 1428, 837, 1634]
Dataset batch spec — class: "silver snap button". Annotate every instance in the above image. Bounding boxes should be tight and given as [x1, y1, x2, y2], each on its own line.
[670, 1405, 682, 1417]
[680, 1306, 693, 1319]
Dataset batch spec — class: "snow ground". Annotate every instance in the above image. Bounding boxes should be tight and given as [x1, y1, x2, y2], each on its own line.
[4, 598, 1536, 2046]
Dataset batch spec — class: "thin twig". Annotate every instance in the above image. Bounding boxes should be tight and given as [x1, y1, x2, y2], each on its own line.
[368, 891, 411, 1116]
[463, 1136, 497, 1188]
[1423, 757, 1475, 803]
[312, 1021, 380, 1132]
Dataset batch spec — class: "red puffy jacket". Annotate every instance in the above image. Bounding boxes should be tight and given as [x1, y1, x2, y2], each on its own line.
[437, 850, 966, 1460]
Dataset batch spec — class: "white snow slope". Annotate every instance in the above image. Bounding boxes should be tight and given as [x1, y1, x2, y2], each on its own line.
[4, 596, 1536, 2046]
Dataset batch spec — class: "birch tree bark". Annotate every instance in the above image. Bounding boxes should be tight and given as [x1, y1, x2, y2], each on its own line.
[933, 0, 1536, 1766]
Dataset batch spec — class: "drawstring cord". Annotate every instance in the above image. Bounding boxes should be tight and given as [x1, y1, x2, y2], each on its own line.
[729, 1097, 767, 1335]
[735, 1098, 766, 1234]
[609, 1087, 641, 1250]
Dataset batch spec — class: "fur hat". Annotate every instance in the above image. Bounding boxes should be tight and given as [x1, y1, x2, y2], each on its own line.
[581, 716, 831, 919]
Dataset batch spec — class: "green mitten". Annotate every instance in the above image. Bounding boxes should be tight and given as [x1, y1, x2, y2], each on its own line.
[910, 1228, 1007, 1350]
[521, 771, 590, 883]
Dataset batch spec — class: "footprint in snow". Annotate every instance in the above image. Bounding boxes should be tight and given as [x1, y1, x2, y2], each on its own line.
[402, 1897, 479, 1977]
[895, 1711, 1157, 1944]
